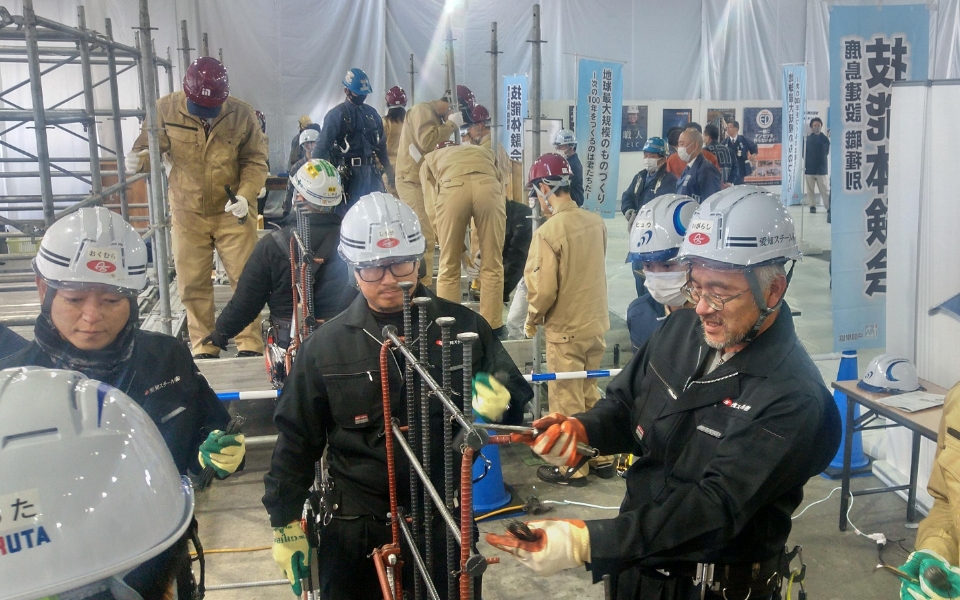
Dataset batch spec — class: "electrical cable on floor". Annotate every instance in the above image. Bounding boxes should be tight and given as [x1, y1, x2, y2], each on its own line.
[792, 486, 887, 544]
[542, 499, 620, 510]
[188, 545, 271, 557]
[475, 505, 525, 522]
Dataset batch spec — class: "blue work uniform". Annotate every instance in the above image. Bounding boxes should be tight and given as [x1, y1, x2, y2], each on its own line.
[626, 293, 665, 352]
[568, 152, 585, 207]
[621, 166, 678, 296]
[724, 134, 758, 185]
[312, 101, 390, 211]
[676, 154, 721, 202]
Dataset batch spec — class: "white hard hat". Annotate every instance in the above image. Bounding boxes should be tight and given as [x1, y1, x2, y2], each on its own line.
[34, 206, 148, 295]
[338, 192, 425, 266]
[678, 185, 801, 269]
[554, 129, 576, 147]
[0, 367, 194, 600]
[299, 128, 319, 146]
[858, 354, 921, 394]
[627, 194, 698, 263]
[291, 159, 343, 207]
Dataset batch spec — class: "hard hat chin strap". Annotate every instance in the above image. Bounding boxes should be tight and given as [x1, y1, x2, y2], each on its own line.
[535, 181, 561, 214]
[742, 260, 796, 343]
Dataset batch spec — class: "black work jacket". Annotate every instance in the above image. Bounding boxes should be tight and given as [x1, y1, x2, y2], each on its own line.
[0, 324, 27, 359]
[568, 153, 585, 207]
[214, 212, 354, 339]
[0, 330, 229, 475]
[620, 167, 678, 215]
[262, 285, 533, 527]
[503, 200, 533, 301]
[579, 306, 840, 580]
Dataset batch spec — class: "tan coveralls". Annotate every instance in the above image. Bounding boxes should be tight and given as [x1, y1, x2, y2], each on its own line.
[132, 91, 269, 356]
[395, 102, 457, 286]
[916, 383, 960, 563]
[524, 200, 610, 476]
[478, 133, 524, 203]
[420, 145, 506, 329]
[382, 116, 403, 196]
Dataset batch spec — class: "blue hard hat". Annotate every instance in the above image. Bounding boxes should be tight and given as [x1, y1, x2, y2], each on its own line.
[642, 136, 667, 155]
[343, 68, 372, 96]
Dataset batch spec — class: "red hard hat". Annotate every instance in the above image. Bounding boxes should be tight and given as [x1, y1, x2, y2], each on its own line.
[456, 84, 476, 109]
[183, 57, 229, 108]
[436, 140, 457, 150]
[254, 110, 266, 133]
[470, 105, 490, 124]
[385, 86, 407, 107]
[528, 153, 572, 186]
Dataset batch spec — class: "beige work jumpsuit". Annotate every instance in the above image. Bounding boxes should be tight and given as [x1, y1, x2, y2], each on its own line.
[382, 116, 403, 197]
[916, 383, 960, 563]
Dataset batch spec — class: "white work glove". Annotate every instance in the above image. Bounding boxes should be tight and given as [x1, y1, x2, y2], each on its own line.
[447, 111, 464, 128]
[257, 186, 267, 199]
[465, 252, 481, 279]
[485, 519, 591, 576]
[225, 195, 250, 219]
[124, 150, 147, 174]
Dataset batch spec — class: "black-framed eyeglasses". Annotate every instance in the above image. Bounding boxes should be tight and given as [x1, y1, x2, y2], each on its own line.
[355, 261, 417, 282]
[681, 285, 749, 311]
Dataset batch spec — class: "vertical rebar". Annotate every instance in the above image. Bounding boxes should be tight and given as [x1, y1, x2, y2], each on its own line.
[457, 332, 478, 598]
[139, 0, 172, 335]
[104, 19, 128, 221]
[76, 6, 102, 201]
[22, 0, 55, 226]
[297, 204, 315, 334]
[413, 296, 433, 577]
[490, 22, 499, 156]
[445, 21, 461, 144]
[134, 33, 145, 118]
[458, 333, 478, 426]
[398, 281, 423, 600]
[529, 4, 544, 418]
[179, 20, 191, 71]
[436, 316, 457, 600]
[218, 48, 223, 64]
[409, 54, 416, 105]
[166, 47, 175, 94]
[201, 32, 209, 58]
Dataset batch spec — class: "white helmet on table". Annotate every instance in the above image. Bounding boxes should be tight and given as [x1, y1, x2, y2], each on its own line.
[298, 128, 319, 146]
[0, 367, 193, 600]
[291, 159, 343, 208]
[33, 206, 147, 296]
[338, 192, 425, 266]
[858, 354, 921, 394]
[627, 194, 698, 264]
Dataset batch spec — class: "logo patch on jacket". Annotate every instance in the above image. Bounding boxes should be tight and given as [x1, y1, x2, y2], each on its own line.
[697, 424, 722, 438]
[722, 398, 752, 412]
[354, 414, 369, 425]
[635, 424, 645, 440]
[145, 375, 182, 396]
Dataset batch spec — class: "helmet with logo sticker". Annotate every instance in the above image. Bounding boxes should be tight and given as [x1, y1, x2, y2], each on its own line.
[858, 354, 921, 394]
[554, 129, 577, 149]
[338, 192, 425, 266]
[34, 206, 148, 296]
[183, 57, 229, 108]
[627, 194, 697, 263]
[343, 68, 373, 96]
[291, 159, 343, 208]
[0, 367, 193, 599]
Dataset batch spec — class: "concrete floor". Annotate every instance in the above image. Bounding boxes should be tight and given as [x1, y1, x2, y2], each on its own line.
[0, 206, 915, 598]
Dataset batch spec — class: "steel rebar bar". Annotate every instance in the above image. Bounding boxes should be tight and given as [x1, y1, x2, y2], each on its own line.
[399, 281, 422, 600]
[414, 296, 434, 577]
[437, 316, 458, 600]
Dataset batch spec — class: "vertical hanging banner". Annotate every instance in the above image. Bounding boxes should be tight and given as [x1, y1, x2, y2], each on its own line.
[743, 107, 782, 185]
[781, 65, 806, 205]
[502, 75, 527, 162]
[575, 59, 623, 217]
[829, 4, 928, 351]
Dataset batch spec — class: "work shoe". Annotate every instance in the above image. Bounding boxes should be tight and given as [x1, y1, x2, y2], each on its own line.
[809, 206, 817, 213]
[237, 350, 264, 358]
[537, 465, 587, 488]
[592, 463, 616, 479]
[491, 325, 508, 340]
[193, 353, 219, 360]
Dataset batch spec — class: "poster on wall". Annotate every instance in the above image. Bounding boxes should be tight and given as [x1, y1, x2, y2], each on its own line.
[620, 105, 648, 152]
[829, 4, 929, 351]
[575, 58, 623, 217]
[707, 108, 737, 143]
[568, 105, 575, 131]
[502, 75, 527, 162]
[743, 107, 782, 185]
[661, 109, 692, 137]
[781, 65, 807, 205]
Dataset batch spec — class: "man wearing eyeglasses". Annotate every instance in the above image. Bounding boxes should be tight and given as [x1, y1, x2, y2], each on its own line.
[264, 191, 532, 599]
[487, 186, 841, 600]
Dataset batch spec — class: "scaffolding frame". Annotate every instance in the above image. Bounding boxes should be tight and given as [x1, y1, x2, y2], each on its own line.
[0, 0, 176, 332]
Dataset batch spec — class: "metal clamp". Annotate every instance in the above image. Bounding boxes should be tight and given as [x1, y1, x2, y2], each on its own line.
[692, 563, 716, 600]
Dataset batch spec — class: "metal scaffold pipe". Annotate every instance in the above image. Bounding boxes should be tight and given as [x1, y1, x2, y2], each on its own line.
[76, 6, 102, 200]
[445, 20, 460, 144]
[489, 22, 499, 156]
[409, 54, 415, 104]
[22, 0, 55, 226]
[529, 3, 544, 418]
[138, 0, 172, 335]
[179, 20, 191, 71]
[201, 32, 209, 58]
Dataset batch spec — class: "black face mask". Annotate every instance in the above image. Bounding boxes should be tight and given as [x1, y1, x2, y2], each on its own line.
[348, 93, 367, 106]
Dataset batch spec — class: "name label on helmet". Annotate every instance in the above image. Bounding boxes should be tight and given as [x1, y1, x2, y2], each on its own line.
[688, 219, 714, 233]
[635, 220, 653, 231]
[0, 489, 41, 535]
[377, 238, 400, 249]
[85, 247, 120, 262]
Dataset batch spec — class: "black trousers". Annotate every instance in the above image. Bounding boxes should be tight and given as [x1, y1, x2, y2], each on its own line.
[316, 515, 481, 600]
[612, 567, 778, 600]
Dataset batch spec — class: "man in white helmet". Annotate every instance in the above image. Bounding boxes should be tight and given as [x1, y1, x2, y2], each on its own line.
[625, 194, 698, 350]
[0, 368, 196, 599]
[488, 186, 841, 600]
[553, 128, 584, 207]
[0, 207, 243, 597]
[263, 192, 532, 598]
[206, 159, 356, 353]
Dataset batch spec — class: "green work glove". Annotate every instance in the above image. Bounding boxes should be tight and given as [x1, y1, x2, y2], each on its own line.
[198, 430, 246, 478]
[273, 521, 310, 596]
[900, 550, 960, 600]
[472, 372, 511, 422]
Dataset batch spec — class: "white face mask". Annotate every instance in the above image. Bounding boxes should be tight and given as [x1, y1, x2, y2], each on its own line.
[643, 270, 689, 306]
[644, 157, 660, 172]
[677, 146, 692, 163]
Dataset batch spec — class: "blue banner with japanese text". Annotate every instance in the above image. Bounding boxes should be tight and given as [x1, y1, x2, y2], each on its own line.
[829, 4, 928, 351]
[781, 65, 806, 205]
[502, 75, 526, 162]
[575, 59, 622, 217]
